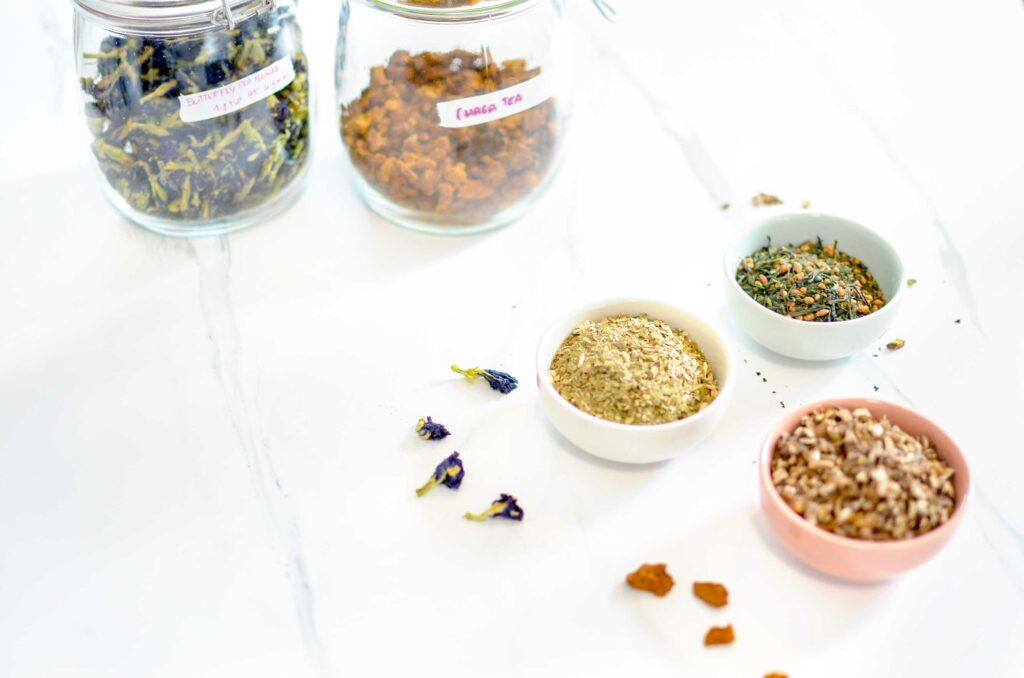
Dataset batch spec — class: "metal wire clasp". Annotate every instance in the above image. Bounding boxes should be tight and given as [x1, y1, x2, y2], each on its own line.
[215, 0, 277, 29]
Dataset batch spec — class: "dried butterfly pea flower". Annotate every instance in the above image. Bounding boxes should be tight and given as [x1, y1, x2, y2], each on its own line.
[704, 624, 735, 646]
[463, 493, 524, 522]
[626, 563, 674, 597]
[451, 365, 519, 394]
[416, 452, 465, 496]
[79, 9, 310, 224]
[692, 581, 728, 608]
[416, 416, 451, 441]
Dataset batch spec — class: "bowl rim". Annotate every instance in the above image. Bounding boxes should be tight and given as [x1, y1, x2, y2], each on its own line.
[723, 211, 906, 329]
[758, 396, 971, 552]
[535, 297, 735, 433]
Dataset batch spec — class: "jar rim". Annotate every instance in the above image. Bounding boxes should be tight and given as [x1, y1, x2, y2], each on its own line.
[365, 0, 544, 20]
[72, 0, 278, 31]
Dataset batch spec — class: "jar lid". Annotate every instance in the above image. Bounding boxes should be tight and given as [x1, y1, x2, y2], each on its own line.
[73, 0, 277, 31]
[370, 0, 543, 20]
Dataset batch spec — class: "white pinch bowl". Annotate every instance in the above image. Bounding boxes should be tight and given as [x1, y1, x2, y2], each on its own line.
[723, 213, 905, 361]
[536, 299, 735, 464]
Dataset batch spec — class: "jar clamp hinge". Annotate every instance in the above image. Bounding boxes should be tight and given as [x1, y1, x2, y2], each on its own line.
[214, 0, 278, 29]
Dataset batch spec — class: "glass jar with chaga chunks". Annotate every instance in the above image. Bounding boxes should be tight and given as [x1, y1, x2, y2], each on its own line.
[336, 0, 570, 234]
[73, 0, 312, 237]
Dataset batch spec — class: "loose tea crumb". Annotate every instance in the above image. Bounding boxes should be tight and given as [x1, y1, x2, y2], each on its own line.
[549, 315, 719, 425]
[341, 49, 559, 224]
[801, 200, 811, 209]
[752, 192, 783, 207]
[721, 202, 731, 210]
[764, 673, 789, 678]
[693, 581, 728, 608]
[626, 563, 674, 597]
[954, 319, 961, 325]
[704, 624, 735, 646]
[736, 237, 886, 322]
[771, 407, 956, 541]
[886, 338, 905, 350]
[907, 278, 918, 287]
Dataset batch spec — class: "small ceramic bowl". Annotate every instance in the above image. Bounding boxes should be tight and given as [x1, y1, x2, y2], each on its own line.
[723, 213, 905, 361]
[759, 397, 971, 582]
[536, 299, 735, 464]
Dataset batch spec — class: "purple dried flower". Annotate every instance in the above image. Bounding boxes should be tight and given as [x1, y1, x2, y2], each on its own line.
[464, 493, 524, 522]
[451, 365, 518, 394]
[416, 416, 450, 441]
[416, 452, 465, 497]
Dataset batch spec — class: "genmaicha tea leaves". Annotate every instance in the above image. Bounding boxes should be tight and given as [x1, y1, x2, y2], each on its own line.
[80, 8, 310, 223]
[735, 238, 886, 322]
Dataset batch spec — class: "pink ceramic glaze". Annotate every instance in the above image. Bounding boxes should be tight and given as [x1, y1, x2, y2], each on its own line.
[758, 398, 971, 582]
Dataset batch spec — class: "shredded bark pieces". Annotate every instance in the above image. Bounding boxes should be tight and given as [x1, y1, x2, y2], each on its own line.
[771, 407, 956, 541]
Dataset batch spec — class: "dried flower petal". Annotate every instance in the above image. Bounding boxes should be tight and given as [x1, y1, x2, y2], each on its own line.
[416, 452, 465, 497]
[415, 416, 451, 441]
[626, 563, 674, 596]
[451, 364, 519, 394]
[704, 624, 735, 646]
[692, 581, 728, 608]
[464, 493, 524, 521]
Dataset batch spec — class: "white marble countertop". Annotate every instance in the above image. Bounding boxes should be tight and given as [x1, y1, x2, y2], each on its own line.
[2, 1, 1023, 676]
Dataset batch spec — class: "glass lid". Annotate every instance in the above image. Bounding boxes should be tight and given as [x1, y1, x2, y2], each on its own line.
[72, 0, 278, 30]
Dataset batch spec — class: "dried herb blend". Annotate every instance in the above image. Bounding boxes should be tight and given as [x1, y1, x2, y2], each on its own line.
[80, 11, 310, 222]
[341, 49, 558, 224]
[549, 315, 719, 425]
[736, 238, 886, 321]
[771, 407, 956, 541]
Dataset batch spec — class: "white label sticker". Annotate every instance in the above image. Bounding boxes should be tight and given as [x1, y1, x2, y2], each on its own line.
[436, 73, 553, 129]
[178, 56, 296, 123]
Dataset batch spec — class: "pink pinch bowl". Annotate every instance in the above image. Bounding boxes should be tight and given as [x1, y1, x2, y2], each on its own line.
[758, 397, 971, 582]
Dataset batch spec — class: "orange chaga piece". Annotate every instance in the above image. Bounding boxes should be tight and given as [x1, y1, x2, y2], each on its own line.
[704, 624, 735, 646]
[692, 581, 729, 608]
[626, 563, 674, 597]
[764, 673, 789, 678]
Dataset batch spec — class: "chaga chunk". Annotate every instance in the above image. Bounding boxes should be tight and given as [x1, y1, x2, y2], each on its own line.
[625, 563, 674, 597]
[704, 624, 735, 646]
[692, 581, 729, 608]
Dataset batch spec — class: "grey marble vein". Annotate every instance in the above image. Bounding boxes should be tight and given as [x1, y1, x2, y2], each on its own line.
[770, 4, 989, 339]
[191, 238, 330, 677]
[585, 30, 738, 221]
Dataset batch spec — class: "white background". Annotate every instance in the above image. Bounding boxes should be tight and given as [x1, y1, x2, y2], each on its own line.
[1, 1, 1022, 676]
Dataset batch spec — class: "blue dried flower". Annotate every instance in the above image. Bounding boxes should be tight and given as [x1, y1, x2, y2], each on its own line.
[463, 493, 524, 522]
[416, 452, 465, 497]
[451, 364, 519, 394]
[415, 416, 450, 441]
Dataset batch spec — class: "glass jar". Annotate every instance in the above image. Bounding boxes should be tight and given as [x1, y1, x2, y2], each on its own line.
[336, 0, 571, 235]
[73, 0, 313, 237]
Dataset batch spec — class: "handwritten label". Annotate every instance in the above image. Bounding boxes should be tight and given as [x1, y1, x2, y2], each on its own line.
[178, 56, 295, 123]
[436, 73, 553, 129]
